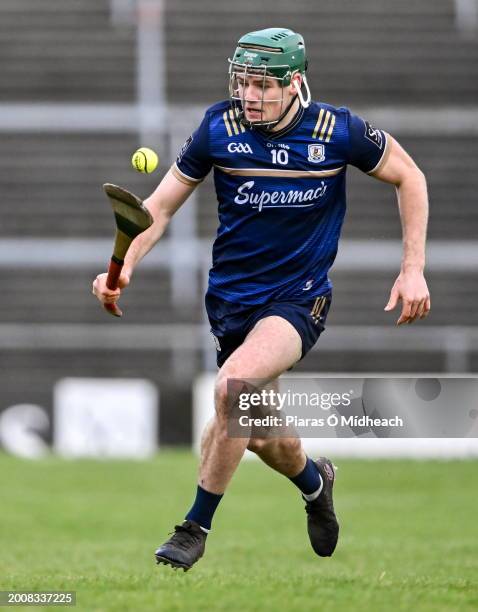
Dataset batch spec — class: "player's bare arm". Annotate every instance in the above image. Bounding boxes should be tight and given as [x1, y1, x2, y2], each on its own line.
[92, 169, 196, 306]
[372, 136, 431, 325]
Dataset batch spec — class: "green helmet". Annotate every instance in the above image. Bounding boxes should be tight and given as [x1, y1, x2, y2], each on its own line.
[228, 28, 311, 129]
[231, 28, 308, 86]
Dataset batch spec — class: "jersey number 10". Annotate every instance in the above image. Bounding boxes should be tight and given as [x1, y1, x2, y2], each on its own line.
[270, 149, 289, 165]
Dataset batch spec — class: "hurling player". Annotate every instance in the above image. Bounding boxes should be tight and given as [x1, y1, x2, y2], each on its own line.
[93, 28, 430, 570]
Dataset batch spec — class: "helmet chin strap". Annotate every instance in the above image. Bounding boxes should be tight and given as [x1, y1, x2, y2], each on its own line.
[294, 74, 311, 109]
[251, 74, 311, 132]
[258, 92, 298, 132]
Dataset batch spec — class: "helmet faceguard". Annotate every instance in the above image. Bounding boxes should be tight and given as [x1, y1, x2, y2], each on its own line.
[228, 28, 311, 130]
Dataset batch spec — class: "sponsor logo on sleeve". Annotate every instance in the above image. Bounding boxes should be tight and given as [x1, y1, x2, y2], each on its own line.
[364, 121, 383, 149]
[211, 333, 221, 351]
[177, 135, 193, 162]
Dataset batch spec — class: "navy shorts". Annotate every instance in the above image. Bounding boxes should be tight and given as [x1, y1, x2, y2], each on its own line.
[205, 291, 332, 369]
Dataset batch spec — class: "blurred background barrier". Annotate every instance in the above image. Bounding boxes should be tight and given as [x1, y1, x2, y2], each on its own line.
[53, 377, 158, 458]
[1, 0, 478, 455]
[0, 377, 158, 459]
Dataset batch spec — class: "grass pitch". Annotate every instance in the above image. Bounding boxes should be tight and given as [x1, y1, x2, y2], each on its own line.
[0, 452, 477, 611]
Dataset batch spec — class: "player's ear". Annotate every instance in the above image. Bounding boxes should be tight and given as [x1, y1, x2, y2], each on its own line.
[290, 72, 302, 93]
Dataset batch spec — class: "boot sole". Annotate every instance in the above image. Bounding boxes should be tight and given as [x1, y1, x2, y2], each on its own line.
[155, 555, 191, 572]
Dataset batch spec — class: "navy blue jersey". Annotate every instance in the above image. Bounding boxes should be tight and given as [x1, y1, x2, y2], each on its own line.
[172, 100, 390, 305]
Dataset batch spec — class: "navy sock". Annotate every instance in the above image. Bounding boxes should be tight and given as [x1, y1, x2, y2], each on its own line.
[289, 457, 322, 497]
[185, 485, 223, 531]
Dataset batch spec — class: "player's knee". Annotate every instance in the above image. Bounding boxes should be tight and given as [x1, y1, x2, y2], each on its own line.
[214, 373, 231, 420]
[214, 369, 253, 423]
[246, 437, 268, 453]
[247, 436, 301, 456]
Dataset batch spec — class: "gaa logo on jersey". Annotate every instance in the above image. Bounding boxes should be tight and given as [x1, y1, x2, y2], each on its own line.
[227, 142, 253, 154]
[307, 144, 325, 163]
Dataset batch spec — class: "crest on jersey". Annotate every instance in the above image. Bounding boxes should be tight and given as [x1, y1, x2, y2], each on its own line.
[307, 144, 325, 163]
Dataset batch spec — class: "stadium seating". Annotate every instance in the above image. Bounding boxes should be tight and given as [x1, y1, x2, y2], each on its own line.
[1, 0, 477, 104]
[166, 0, 478, 105]
[0, 0, 135, 102]
[0, 132, 161, 237]
[1, 265, 475, 327]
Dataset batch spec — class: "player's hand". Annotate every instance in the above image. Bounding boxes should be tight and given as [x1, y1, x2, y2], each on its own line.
[384, 268, 430, 325]
[91, 272, 130, 311]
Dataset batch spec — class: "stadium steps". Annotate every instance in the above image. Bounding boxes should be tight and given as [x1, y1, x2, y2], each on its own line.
[345, 134, 478, 240]
[0, 268, 473, 326]
[165, 0, 478, 105]
[2, 0, 477, 104]
[327, 270, 478, 326]
[0, 0, 135, 101]
[295, 348, 447, 373]
[0, 132, 162, 237]
[0, 268, 202, 324]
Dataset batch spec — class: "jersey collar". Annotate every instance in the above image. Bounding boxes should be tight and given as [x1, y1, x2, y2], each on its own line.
[256, 104, 306, 140]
